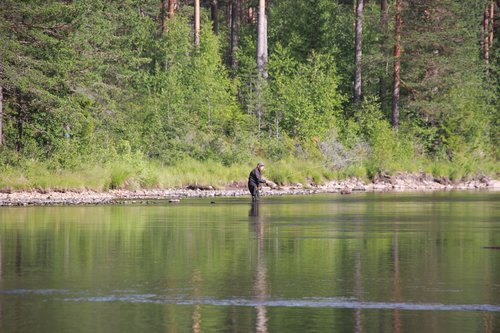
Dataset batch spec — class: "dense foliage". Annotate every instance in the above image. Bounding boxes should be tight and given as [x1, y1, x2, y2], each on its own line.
[0, 0, 498, 188]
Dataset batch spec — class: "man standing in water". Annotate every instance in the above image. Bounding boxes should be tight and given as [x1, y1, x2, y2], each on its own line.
[248, 162, 267, 201]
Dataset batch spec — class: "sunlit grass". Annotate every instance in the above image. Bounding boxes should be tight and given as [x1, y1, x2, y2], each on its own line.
[0, 155, 497, 191]
[155, 159, 251, 188]
[266, 158, 330, 185]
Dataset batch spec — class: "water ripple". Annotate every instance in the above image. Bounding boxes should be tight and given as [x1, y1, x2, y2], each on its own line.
[63, 294, 500, 312]
[2, 289, 499, 312]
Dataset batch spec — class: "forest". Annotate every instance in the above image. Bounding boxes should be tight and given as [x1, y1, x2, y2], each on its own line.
[0, 0, 498, 190]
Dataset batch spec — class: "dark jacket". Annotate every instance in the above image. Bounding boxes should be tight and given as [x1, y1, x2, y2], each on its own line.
[248, 167, 266, 187]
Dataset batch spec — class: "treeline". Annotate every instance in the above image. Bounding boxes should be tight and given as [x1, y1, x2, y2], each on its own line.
[0, 0, 498, 185]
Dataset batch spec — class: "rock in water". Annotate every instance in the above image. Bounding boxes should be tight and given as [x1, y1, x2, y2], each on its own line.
[340, 188, 352, 195]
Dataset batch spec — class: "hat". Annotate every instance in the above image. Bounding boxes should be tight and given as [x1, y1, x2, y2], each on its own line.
[257, 162, 264, 167]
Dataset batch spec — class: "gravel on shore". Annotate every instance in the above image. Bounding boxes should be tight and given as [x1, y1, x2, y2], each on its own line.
[0, 173, 498, 207]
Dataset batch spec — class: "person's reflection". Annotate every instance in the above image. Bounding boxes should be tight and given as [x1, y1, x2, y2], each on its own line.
[249, 200, 260, 217]
[249, 201, 268, 333]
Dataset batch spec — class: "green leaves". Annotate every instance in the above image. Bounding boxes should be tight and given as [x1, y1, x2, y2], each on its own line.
[268, 52, 345, 141]
[0, 0, 497, 178]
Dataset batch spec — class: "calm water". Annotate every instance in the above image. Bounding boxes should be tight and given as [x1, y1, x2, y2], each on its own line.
[0, 191, 499, 332]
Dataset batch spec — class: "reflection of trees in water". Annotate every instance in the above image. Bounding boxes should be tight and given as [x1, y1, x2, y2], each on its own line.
[0, 238, 2, 329]
[15, 231, 22, 276]
[191, 269, 202, 333]
[354, 251, 362, 333]
[392, 230, 401, 333]
[192, 303, 201, 333]
[250, 202, 268, 333]
[354, 221, 401, 333]
[255, 237, 268, 333]
[353, 213, 363, 333]
[483, 312, 493, 333]
[3, 198, 499, 332]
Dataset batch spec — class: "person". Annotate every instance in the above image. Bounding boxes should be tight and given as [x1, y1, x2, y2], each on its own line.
[248, 162, 267, 201]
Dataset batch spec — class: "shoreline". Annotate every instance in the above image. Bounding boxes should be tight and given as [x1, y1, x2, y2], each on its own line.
[1, 173, 498, 207]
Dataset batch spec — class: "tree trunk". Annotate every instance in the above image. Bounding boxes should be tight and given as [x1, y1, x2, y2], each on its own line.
[247, 1, 255, 24]
[255, 0, 267, 140]
[484, 5, 489, 70]
[380, 0, 389, 111]
[16, 101, 24, 153]
[0, 78, 3, 146]
[168, 0, 175, 18]
[489, 0, 494, 49]
[239, 0, 244, 23]
[256, 0, 268, 79]
[161, 0, 168, 33]
[353, 0, 364, 103]
[226, 1, 231, 27]
[230, 0, 239, 75]
[392, 0, 401, 129]
[0, 57, 3, 145]
[211, 0, 218, 34]
[194, 0, 200, 46]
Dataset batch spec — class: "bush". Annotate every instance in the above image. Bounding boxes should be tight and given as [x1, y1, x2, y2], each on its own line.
[267, 51, 345, 141]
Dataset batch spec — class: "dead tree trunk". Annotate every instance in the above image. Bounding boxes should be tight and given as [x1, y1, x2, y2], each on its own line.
[392, 0, 401, 129]
[353, 0, 364, 103]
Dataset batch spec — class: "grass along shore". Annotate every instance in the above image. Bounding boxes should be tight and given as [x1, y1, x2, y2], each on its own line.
[0, 156, 498, 194]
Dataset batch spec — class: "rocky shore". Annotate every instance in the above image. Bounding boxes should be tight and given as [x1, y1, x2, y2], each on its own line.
[0, 172, 498, 206]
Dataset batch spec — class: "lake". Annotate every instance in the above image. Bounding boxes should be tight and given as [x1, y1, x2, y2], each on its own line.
[0, 191, 499, 332]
